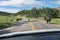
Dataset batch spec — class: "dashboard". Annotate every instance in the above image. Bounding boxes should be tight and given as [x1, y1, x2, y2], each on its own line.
[0, 32, 60, 40]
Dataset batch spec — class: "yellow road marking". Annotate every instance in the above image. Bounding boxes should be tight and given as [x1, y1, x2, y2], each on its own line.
[29, 21, 36, 30]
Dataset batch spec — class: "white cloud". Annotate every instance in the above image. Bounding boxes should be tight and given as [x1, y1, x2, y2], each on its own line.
[0, 8, 20, 13]
[0, 0, 45, 6]
[0, 0, 45, 13]
[55, 0, 60, 4]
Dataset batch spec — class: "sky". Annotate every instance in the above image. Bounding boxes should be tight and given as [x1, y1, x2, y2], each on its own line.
[0, 0, 60, 13]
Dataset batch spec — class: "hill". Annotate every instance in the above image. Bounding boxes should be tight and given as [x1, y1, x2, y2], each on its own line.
[0, 11, 15, 16]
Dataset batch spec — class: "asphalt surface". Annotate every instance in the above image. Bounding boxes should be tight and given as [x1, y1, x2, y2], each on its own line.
[0, 18, 60, 35]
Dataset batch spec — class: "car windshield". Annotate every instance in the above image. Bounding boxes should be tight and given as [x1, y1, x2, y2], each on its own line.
[0, 0, 60, 35]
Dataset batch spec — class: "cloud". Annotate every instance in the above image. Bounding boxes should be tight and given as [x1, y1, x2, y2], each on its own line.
[55, 0, 60, 4]
[0, 0, 45, 13]
[0, 0, 45, 6]
[0, 8, 20, 13]
[0, 0, 10, 1]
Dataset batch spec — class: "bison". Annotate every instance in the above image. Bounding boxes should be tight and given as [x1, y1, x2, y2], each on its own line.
[44, 16, 51, 24]
[16, 18, 22, 21]
[28, 19, 30, 22]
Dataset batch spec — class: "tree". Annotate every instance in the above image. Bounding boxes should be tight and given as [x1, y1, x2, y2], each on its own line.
[30, 7, 39, 18]
[16, 7, 59, 18]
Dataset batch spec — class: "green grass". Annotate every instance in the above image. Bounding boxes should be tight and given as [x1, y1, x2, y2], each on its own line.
[0, 16, 16, 22]
[51, 18, 60, 25]
[0, 15, 18, 30]
[0, 15, 22, 30]
[38, 17, 44, 21]
[38, 17, 60, 25]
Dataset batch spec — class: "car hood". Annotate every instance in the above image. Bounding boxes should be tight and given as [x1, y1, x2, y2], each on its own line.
[0, 29, 60, 38]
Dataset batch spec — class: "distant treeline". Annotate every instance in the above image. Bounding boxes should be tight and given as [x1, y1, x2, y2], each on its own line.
[0, 11, 15, 16]
[16, 7, 60, 18]
[0, 7, 60, 18]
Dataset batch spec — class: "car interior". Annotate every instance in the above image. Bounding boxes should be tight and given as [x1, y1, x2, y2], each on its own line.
[0, 30, 60, 40]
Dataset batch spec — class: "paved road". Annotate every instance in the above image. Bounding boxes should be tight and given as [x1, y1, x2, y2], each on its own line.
[0, 18, 60, 35]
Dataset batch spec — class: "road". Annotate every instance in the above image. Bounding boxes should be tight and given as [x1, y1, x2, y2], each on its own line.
[0, 18, 60, 35]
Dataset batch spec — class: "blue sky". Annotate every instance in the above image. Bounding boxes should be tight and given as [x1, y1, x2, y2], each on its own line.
[0, 0, 60, 13]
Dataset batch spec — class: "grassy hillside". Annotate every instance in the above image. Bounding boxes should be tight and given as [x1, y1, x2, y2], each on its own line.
[0, 15, 16, 22]
[0, 15, 17, 30]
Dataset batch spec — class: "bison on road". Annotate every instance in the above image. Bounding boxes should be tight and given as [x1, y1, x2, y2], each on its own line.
[44, 16, 51, 24]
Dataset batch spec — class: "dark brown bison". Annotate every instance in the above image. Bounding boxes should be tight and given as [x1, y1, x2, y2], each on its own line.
[44, 16, 51, 23]
[16, 18, 22, 21]
[11, 19, 13, 22]
[28, 19, 30, 22]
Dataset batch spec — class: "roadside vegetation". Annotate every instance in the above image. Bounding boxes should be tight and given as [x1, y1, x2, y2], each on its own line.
[0, 12, 22, 30]
[0, 15, 22, 30]
[0, 15, 16, 30]
[51, 18, 60, 25]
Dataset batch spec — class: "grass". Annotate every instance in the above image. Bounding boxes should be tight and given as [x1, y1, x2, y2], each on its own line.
[0, 16, 15, 22]
[51, 18, 60, 25]
[38, 17, 60, 25]
[38, 17, 45, 21]
[0, 15, 21, 30]
[0, 22, 15, 30]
